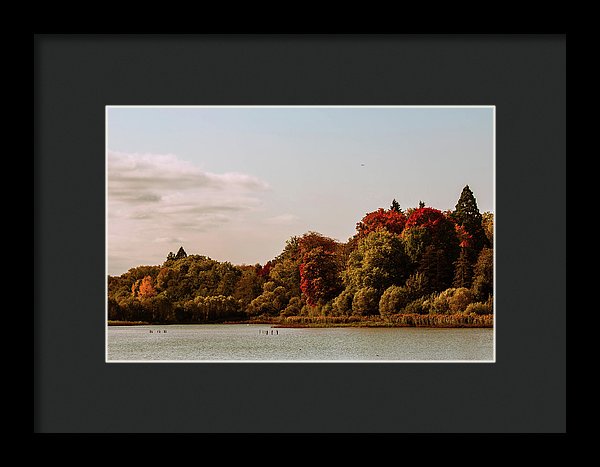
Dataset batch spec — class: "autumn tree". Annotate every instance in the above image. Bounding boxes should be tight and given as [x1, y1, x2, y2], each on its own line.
[402, 207, 460, 270]
[300, 247, 342, 306]
[138, 275, 157, 300]
[298, 232, 342, 306]
[356, 207, 407, 238]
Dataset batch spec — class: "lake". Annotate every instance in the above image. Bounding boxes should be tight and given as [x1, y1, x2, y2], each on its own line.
[107, 324, 494, 362]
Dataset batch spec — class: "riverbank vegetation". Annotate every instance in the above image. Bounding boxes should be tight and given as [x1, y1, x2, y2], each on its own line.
[108, 185, 493, 327]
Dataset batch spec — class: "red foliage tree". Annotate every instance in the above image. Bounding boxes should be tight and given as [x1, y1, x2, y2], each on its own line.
[356, 208, 407, 238]
[298, 231, 338, 255]
[454, 224, 473, 248]
[299, 247, 342, 306]
[298, 232, 342, 306]
[257, 260, 274, 278]
[404, 208, 460, 244]
[403, 208, 460, 274]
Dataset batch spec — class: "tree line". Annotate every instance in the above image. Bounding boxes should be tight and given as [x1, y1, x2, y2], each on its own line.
[108, 185, 493, 324]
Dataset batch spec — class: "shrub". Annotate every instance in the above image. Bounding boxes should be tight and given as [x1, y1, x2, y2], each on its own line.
[404, 272, 429, 299]
[465, 301, 493, 315]
[379, 285, 411, 315]
[429, 287, 475, 314]
[352, 287, 379, 316]
[404, 297, 428, 314]
[281, 296, 302, 317]
[430, 289, 453, 314]
[332, 289, 354, 316]
[448, 287, 474, 313]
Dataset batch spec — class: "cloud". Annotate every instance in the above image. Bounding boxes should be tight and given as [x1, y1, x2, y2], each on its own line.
[107, 151, 270, 273]
[108, 151, 268, 203]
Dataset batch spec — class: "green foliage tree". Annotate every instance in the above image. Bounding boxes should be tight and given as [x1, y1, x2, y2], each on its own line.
[332, 289, 354, 316]
[402, 226, 431, 264]
[352, 286, 379, 316]
[404, 272, 429, 299]
[472, 248, 494, 300]
[247, 281, 290, 316]
[267, 236, 302, 298]
[232, 265, 264, 309]
[281, 296, 302, 317]
[343, 230, 410, 296]
[481, 211, 494, 245]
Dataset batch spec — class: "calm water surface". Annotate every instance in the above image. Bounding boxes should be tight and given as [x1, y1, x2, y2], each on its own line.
[107, 324, 493, 361]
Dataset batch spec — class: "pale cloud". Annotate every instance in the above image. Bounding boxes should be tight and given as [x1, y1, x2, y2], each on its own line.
[107, 151, 269, 274]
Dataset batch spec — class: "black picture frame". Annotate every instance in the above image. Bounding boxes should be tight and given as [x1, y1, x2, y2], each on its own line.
[34, 34, 566, 433]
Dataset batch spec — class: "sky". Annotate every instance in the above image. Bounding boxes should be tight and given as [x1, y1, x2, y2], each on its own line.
[107, 106, 494, 276]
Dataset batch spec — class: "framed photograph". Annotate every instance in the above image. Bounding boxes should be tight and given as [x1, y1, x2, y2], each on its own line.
[105, 105, 495, 363]
[35, 34, 565, 433]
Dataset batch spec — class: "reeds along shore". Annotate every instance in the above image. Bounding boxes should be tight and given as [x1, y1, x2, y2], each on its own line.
[108, 313, 493, 328]
[259, 314, 492, 328]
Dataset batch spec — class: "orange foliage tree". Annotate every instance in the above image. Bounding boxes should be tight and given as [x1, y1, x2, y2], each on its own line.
[138, 275, 157, 300]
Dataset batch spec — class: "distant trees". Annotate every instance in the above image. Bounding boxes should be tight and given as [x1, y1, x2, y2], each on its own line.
[107, 186, 493, 324]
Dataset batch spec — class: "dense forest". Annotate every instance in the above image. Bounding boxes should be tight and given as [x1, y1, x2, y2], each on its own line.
[108, 185, 493, 326]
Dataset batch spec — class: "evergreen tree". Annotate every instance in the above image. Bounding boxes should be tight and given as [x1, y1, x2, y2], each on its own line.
[390, 199, 402, 213]
[453, 248, 473, 288]
[418, 200, 425, 208]
[418, 245, 453, 293]
[175, 246, 187, 260]
[452, 185, 488, 254]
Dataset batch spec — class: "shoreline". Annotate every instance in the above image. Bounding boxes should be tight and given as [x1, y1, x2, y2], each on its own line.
[108, 314, 493, 329]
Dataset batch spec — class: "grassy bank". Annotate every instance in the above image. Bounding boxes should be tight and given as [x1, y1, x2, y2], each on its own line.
[108, 314, 492, 328]
[108, 320, 150, 326]
[240, 313, 492, 328]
